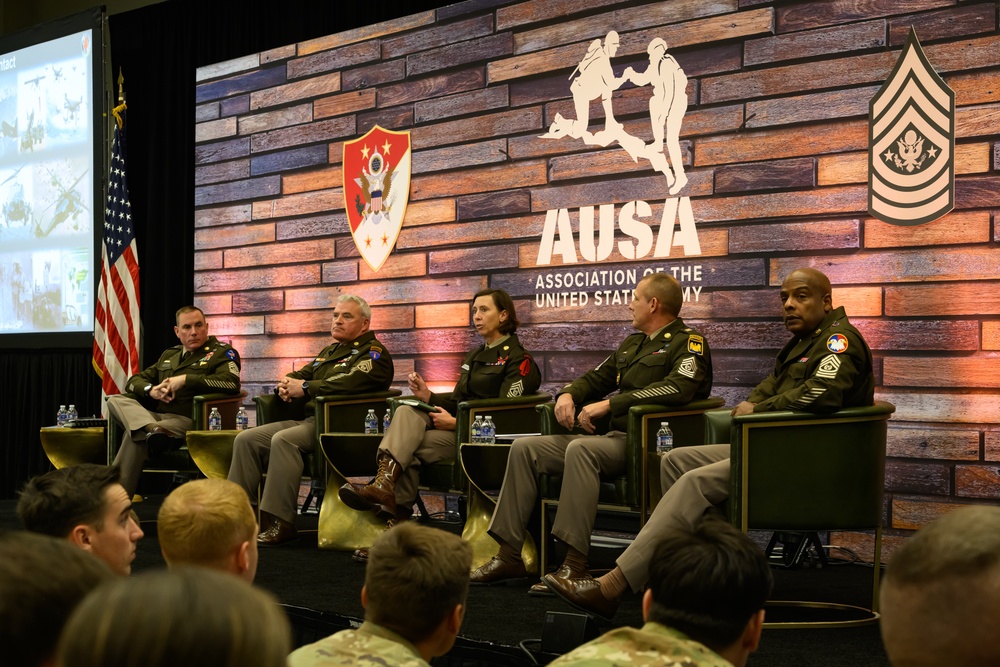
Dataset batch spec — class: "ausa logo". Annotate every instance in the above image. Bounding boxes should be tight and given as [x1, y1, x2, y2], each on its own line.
[869, 28, 955, 226]
[343, 125, 412, 272]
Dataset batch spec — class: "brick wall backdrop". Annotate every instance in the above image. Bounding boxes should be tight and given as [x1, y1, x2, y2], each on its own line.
[192, 0, 1000, 560]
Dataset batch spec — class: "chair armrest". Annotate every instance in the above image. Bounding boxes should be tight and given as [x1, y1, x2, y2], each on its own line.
[457, 392, 551, 442]
[732, 401, 896, 427]
[622, 397, 726, 509]
[254, 393, 307, 425]
[193, 391, 247, 429]
[316, 390, 402, 435]
[704, 409, 732, 445]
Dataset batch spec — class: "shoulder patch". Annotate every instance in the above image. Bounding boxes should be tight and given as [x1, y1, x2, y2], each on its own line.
[687, 334, 704, 355]
[226, 349, 237, 359]
[827, 334, 849, 353]
[369, 348, 381, 360]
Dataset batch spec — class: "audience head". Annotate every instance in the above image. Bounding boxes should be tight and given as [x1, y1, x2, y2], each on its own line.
[17, 464, 143, 575]
[880, 505, 1000, 667]
[644, 517, 772, 667]
[779, 267, 833, 336]
[56, 567, 291, 667]
[158, 478, 258, 582]
[363, 522, 472, 660]
[0, 531, 113, 667]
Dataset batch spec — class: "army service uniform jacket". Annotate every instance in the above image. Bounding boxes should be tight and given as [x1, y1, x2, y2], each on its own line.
[429, 333, 541, 416]
[285, 330, 394, 413]
[749, 306, 874, 413]
[124, 336, 241, 417]
[560, 318, 713, 432]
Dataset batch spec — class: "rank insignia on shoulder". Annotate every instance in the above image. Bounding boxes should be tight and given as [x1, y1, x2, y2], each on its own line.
[827, 334, 849, 353]
[226, 349, 237, 359]
[687, 335, 704, 355]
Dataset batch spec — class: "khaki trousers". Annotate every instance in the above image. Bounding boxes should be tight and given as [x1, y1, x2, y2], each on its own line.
[106, 394, 193, 496]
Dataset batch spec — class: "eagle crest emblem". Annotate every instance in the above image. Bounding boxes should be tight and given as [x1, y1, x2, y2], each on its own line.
[343, 125, 412, 272]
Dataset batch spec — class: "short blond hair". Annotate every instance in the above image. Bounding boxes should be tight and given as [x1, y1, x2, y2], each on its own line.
[158, 479, 256, 568]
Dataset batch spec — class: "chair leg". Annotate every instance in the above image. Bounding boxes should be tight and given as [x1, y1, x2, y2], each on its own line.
[414, 493, 431, 521]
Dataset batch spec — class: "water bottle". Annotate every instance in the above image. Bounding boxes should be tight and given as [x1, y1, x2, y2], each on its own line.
[57, 405, 68, 427]
[656, 421, 674, 454]
[364, 409, 378, 434]
[383, 409, 391, 433]
[235, 406, 249, 431]
[471, 415, 483, 443]
[67, 404, 78, 424]
[483, 415, 496, 445]
[209, 407, 222, 431]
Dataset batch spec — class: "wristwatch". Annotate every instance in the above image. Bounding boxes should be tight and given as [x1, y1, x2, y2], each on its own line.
[144, 384, 152, 395]
[301, 381, 309, 396]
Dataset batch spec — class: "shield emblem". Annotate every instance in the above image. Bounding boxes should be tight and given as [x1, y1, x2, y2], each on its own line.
[342, 125, 412, 272]
[869, 28, 955, 226]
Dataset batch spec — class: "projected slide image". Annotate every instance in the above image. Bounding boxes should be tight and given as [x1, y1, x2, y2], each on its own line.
[0, 26, 97, 339]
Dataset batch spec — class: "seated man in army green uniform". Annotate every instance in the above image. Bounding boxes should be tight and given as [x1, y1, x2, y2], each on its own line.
[549, 518, 771, 667]
[106, 305, 241, 497]
[546, 267, 874, 620]
[472, 273, 714, 592]
[228, 294, 394, 546]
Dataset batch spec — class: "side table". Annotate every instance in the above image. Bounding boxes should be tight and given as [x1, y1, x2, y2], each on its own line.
[40, 426, 107, 469]
[460, 441, 538, 574]
[317, 432, 386, 550]
[185, 429, 239, 480]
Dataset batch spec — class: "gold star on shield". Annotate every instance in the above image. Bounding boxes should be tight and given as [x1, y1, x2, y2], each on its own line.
[382, 140, 392, 155]
[381, 232, 389, 246]
[361, 144, 370, 160]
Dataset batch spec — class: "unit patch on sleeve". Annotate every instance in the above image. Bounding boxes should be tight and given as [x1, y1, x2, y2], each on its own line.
[687, 335, 704, 355]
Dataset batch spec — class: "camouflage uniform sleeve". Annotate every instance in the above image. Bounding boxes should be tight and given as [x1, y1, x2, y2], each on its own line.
[752, 331, 867, 414]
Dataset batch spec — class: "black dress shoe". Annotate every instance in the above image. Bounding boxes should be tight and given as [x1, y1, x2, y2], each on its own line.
[145, 426, 182, 456]
[543, 572, 620, 621]
[470, 556, 528, 585]
[352, 547, 369, 562]
[257, 516, 298, 546]
[529, 560, 590, 596]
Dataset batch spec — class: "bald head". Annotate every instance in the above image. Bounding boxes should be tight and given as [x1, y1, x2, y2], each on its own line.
[779, 268, 833, 336]
[881, 506, 1000, 666]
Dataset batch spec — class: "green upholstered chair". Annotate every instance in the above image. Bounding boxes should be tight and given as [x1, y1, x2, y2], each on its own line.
[107, 391, 246, 478]
[707, 400, 896, 627]
[317, 391, 551, 551]
[536, 397, 726, 573]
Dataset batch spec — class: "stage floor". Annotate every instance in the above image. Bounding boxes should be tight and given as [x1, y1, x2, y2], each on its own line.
[0, 492, 889, 665]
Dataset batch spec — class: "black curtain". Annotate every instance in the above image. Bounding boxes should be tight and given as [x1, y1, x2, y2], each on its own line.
[0, 0, 450, 498]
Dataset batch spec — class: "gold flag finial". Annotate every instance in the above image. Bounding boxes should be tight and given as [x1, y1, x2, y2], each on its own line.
[112, 69, 127, 129]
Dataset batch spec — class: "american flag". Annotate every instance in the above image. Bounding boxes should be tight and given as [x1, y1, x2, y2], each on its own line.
[93, 106, 141, 404]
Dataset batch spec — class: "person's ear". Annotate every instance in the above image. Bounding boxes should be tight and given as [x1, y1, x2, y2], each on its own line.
[237, 541, 250, 574]
[69, 524, 93, 551]
[447, 603, 465, 634]
[641, 589, 654, 622]
[744, 609, 765, 652]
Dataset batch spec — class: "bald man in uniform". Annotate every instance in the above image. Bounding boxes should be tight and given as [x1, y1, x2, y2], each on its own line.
[545, 267, 874, 620]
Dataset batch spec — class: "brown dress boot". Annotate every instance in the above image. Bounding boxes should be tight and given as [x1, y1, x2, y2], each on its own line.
[338, 453, 403, 520]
